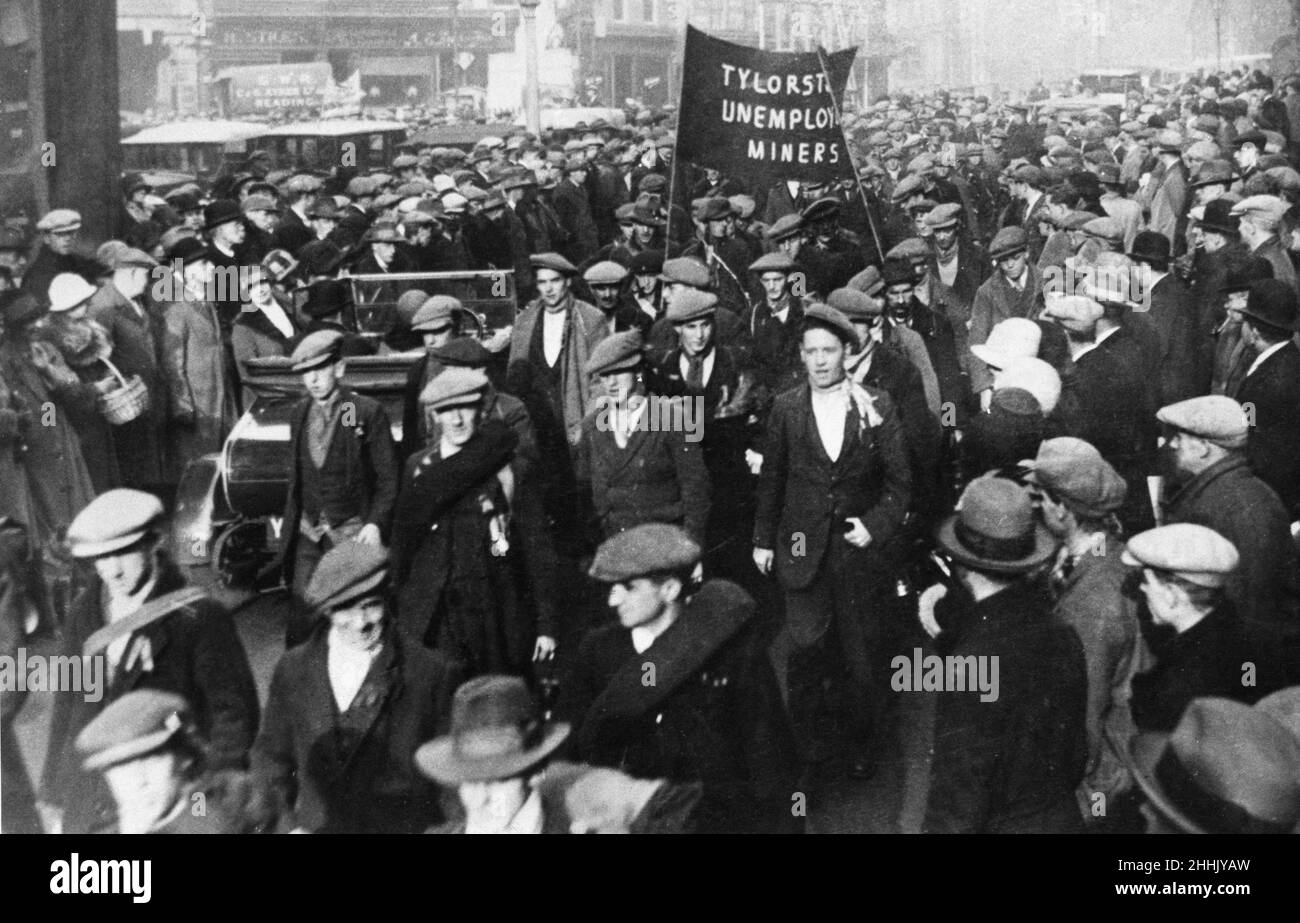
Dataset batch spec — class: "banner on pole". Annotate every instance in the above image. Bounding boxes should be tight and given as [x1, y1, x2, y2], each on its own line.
[676, 25, 857, 183]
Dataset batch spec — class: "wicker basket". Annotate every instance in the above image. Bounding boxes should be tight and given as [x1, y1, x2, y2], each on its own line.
[97, 356, 149, 425]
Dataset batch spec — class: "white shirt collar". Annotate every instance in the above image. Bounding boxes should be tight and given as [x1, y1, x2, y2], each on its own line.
[466, 787, 544, 835]
[1247, 340, 1288, 378]
[257, 298, 295, 338]
[631, 615, 675, 654]
[327, 629, 382, 712]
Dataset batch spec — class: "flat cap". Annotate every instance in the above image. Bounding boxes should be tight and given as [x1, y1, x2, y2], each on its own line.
[346, 176, 380, 198]
[305, 541, 390, 614]
[530, 251, 579, 275]
[1156, 395, 1250, 449]
[1095, 163, 1123, 186]
[890, 175, 925, 203]
[76, 690, 191, 771]
[988, 225, 1029, 259]
[800, 196, 841, 224]
[584, 329, 645, 376]
[420, 366, 489, 410]
[290, 329, 345, 373]
[412, 294, 461, 332]
[665, 289, 718, 324]
[885, 237, 931, 262]
[1231, 195, 1289, 231]
[1042, 293, 1104, 333]
[589, 523, 701, 582]
[661, 257, 711, 288]
[1122, 524, 1239, 587]
[392, 154, 419, 169]
[847, 265, 885, 297]
[1080, 216, 1123, 243]
[430, 337, 493, 368]
[748, 251, 797, 275]
[583, 260, 629, 285]
[1233, 130, 1267, 149]
[1012, 164, 1046, 188]
[67, 489, 165, 558]
[802, 303, 858, 350]
[36, 208, 82, 233]
[1155, 129, 1185, 153]
[923, 202, 962, 229]
[1022, 437, 1126, 517]
[728, 194, 757, 220]
[827, 287, 880, 320]
[699, 197, 734, 221]
[286, 173, 324, 195]
[240, 194, 278, 215]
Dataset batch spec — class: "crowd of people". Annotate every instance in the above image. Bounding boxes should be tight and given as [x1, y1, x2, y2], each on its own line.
[4, 61, 1300, 835]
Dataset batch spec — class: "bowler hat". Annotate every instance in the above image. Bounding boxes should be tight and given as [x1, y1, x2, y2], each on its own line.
[296, 240, 346, 277]
[1239, 278, 1300, 332]
[1190, 159, 1236, 188]
[1127, 230, 1171, 269]
[301, 279, 353, 319]
[1219, 254, 1272, 293]
[415, 675, 570, 785]
[1197, 199, 1240, 237]
[203, 199, 243, 232]
[629, 250, 664, 276]
[935, 476, 1057, 575]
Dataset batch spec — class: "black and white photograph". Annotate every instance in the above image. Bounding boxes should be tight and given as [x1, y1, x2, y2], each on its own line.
[1, 0, 1299, 889]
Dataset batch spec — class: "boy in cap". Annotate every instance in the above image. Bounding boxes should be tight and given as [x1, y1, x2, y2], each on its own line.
[574, 330, 711, 546]
[252, 542, 459, 833]
[754, 304, 911, 781]
[392, 366, 555, 672]
[919, 477, 1087, 833]
[75, 689, 275, 833]
[1122, 524, 1259, 733]
[41, 489, 259, 834]
[280, 330, 398, 647]
[558, 524, 799, 833]
[968, 226, 1045, 405]
[1024, 437, 1143, 824]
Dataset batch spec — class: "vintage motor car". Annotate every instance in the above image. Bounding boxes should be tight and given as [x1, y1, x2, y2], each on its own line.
[173, 269, 515, 587]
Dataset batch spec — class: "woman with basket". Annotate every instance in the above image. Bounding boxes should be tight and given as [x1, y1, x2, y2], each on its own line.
[38, 273, 122, 492]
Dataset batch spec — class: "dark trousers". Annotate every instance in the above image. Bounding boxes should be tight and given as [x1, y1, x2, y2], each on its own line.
[772, 542, 889, 764]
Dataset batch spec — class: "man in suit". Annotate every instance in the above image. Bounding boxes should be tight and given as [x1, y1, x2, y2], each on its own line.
[919, 477, 1086, 834]
[252, 542, 459, 833]
[280, 331, 398, 647]
[753, 304, 911, 779]
[40, 490, 259, 834]
[1145, 132, 1190, 258]
[1233, 279, 1300, 516]
[559, 524, 800, 833]
[270, 174, 323, 256]
[86, 247, 170, 497]
[968, 227, 1045, 407]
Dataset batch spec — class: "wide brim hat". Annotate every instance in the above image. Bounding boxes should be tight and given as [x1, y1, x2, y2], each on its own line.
[935, 478, 1057, 575]
[415, 722, 569, 785]
[935, 514, 1056, 575]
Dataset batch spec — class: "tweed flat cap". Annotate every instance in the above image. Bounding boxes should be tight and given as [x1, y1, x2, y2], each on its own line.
[430, 337, 493, 368]
[924, 202, 962, 229]
[661, 257, 711, 287]
[765, 213, 804, 242]
[76, 690, 191, 771]
[1022, 436, 1127, 517]
[827, 287, 879, 320]
[988, 226, 1029, 260]
[847, 265, 885, 296]
[584, 329, 645, 376]
[290, 329, 345, 373]
[67, 489, 165, 559]
[748, 251, 797, 275]
[1231, 195, 1289, 231]
[305, 541, 390, 614]
[802, 303, 858, 350]
[584, 260, 629, 285]
[1122, 524, 1239, 588]
[665, 289, 718, 324]
[530, 252, 579, 275]
[420, 367, 489, 410]
[589, 523, 701, 582]
[412, 295, 461, 332]
[886, 238, 930, 262]
[1156, 395, 1250, 449]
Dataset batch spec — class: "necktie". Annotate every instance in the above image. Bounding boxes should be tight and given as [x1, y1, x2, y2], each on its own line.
[686, 354, 705, 390]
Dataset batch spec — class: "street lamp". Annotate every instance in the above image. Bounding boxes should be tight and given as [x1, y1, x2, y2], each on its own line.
[519, 0, 542, 136]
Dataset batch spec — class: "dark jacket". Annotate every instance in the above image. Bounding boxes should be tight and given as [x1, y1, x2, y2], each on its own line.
[1235, 340, 1300, 515]
[753, 382, 911, 590]
[1162, 454, 1299, 651]
[923, 580, 1088, 834]
[559, 580, 800, 833]
[1131, 601, 1256, 733]
[1141, 272, 1197, 405]
[280, 387, 398, 583]
[574, 395, 712, 545]
[41, 561, 260, 834]
[229, 302, 300, 412]
[251, 624, 459, 833]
